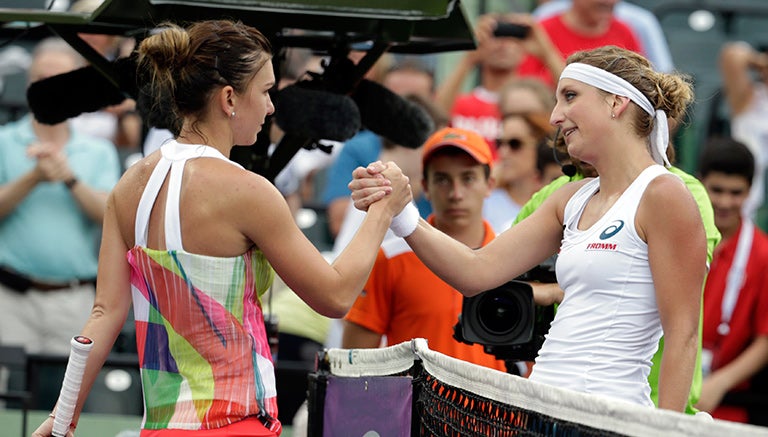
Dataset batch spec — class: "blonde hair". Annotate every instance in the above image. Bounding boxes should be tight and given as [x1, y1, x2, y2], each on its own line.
[566, 45, 693, 154]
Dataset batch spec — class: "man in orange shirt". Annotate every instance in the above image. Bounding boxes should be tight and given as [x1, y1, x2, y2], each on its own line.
[342, 127, 506, 371]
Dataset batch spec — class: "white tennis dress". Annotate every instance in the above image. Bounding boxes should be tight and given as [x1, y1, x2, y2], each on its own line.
[529, 164, 669, 408]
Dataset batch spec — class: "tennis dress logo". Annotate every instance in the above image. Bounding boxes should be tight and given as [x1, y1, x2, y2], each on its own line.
[599, 220, 624, 239]
[586, 220, 624, 251]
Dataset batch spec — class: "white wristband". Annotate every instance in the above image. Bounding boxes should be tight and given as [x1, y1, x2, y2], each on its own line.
[390, 202, 419, 238]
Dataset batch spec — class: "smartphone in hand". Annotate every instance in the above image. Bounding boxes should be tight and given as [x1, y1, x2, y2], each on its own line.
[493, 22, 530, 39]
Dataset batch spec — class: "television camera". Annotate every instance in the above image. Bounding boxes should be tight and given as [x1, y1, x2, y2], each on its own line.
[453, 258, 557, 372]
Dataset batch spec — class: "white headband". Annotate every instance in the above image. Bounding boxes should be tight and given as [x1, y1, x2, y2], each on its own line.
[560, 62, 670, 167]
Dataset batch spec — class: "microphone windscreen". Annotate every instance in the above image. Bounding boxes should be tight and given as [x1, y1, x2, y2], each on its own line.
[26, 64, 127, 125]
[562, 164, 577, 177]
[274, 85, 361, 142]
[351, 79, 435, 149]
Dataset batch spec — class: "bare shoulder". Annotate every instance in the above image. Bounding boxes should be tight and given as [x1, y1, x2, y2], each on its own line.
[184, 158, 282, 204]
[182, 158, 291, 239]
[112, 153, 162, 203]
[644, 173, 693, 205]
[558, 177, 592, 196]
[638, 173, 701, 237]
[545, 177, 593, 211]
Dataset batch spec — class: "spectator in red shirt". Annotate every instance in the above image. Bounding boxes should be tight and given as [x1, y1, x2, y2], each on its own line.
[517, 0, 643, 87]
[435, 13, 562, 153]
[697, 136, 768, 425]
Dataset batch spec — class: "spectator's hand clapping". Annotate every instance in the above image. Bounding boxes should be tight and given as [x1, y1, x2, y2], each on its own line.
[27, 142, 75, 183]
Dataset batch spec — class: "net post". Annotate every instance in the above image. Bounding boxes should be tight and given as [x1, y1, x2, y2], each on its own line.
[410, 355, 424, 437]
[307, 349, 330, 436]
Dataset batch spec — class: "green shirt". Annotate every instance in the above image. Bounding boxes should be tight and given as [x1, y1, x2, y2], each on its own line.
[513, 167, 721, 414]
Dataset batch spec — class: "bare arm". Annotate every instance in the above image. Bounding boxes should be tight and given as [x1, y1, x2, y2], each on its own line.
[350, 162, 575, 296]
[697, 336, 768, 413]
[433, 14, 495, 114]
[66, 181, 110, 224]
[245, 162, 412, 318]
[32, 193, 133, 436]
[28, 143, 109, 223]
[0, 169, 41, 218]
[529, 282, 564, 306]
[341, 320, 383, 349]
[720, 42, 765, 115]
[640, 175, 707, 412]
[502, 13, 565, 84]
[433, 53, 479, 116]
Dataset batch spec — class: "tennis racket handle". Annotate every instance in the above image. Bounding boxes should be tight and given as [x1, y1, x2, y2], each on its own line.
[52, 336, 93, 437]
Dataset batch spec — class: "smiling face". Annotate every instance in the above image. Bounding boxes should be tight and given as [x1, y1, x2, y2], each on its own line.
[550, 78, 611, 166]
[702, 171, 750, 237]
[232, 61, 276, 146]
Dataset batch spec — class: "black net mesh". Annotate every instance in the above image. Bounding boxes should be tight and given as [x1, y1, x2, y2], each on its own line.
[416, 373, 625, 437]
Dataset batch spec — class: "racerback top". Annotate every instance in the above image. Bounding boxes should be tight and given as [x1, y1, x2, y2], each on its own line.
[126, 141, 278, 430]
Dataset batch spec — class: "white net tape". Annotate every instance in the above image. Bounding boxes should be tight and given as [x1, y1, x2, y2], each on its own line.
[323, 338, 768, 437]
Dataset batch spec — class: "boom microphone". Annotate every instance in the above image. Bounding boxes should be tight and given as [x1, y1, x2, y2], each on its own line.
[274, 84, 361, 142]
[350, 79, 435, 149]
[27, 56, 137, 125]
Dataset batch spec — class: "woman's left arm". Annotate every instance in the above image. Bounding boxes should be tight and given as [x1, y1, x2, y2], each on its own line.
[639, 174, 707, 412]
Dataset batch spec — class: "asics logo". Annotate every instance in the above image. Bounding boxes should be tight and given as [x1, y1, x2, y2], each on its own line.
[599, 220, 624, 240]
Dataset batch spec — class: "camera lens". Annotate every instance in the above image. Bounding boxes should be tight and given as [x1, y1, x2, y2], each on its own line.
[460, 281, 535, 345]
[477, 291, 522, 335]
[477, 290, 523, 335]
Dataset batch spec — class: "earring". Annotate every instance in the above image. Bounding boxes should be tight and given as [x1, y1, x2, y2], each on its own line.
[231, 111, 236, 118]
[611, 113, 615, 119]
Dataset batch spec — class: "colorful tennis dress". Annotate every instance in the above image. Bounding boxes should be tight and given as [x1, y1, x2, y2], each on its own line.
[127, 141, 279, 432]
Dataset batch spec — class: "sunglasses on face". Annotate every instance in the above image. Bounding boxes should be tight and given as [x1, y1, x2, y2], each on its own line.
[495, 137, 525, 151]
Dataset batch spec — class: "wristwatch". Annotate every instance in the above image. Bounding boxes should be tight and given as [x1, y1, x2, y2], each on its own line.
[64, 177, 78, 190]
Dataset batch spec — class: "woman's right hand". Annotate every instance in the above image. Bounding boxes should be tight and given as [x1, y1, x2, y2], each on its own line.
[349, 161, 393, 212]
[349, 160, 412, 216]
[373, 161, 413, 218]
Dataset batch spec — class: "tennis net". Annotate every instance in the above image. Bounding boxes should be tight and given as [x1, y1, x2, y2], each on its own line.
[306, 338, 768, 436]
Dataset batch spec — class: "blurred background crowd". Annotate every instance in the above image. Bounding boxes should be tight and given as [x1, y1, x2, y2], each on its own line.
[1, 0, 768, 431]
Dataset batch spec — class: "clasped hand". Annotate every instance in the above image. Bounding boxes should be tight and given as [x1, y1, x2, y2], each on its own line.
[349, 160, 412, 216]
[27, 142, 75, 183]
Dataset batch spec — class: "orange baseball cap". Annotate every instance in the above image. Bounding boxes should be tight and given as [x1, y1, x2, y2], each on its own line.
[421, 127, 494, 169]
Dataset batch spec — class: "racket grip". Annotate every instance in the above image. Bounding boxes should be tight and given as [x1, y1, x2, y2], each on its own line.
[52, 336, 93, 437]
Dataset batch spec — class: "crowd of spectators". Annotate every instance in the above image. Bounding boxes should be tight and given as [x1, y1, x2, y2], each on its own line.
[1, 0, 768, 429]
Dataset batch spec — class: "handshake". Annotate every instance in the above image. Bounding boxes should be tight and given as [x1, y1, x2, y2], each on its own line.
[349, 161, 419, 238]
